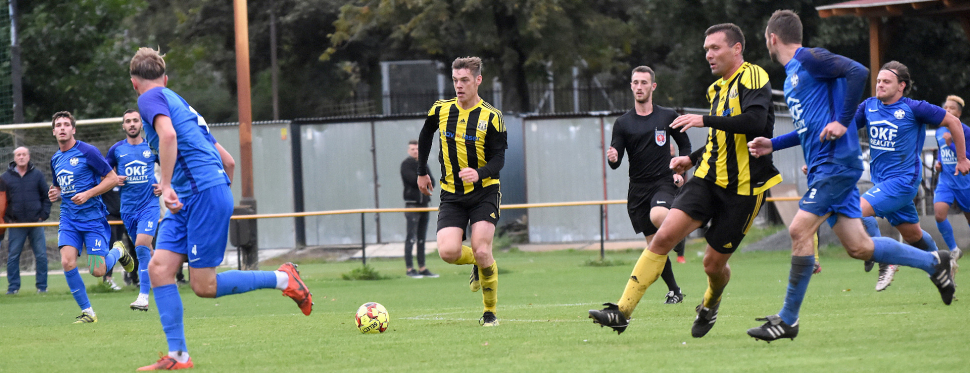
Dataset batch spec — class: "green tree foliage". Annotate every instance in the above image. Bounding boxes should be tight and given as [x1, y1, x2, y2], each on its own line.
[325, 0, 637, 113]
[20, 0, 145, 122]
[10, 0, 970, 123]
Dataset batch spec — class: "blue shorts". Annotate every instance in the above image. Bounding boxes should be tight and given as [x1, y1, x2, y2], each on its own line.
[122, 206, 161, 242]
[58, 218, 111, 256]
[863, 177, 919, 226]
[156, 184, 233, 268]
[801, 164, 862, 228]
[934, 181, 970, 212]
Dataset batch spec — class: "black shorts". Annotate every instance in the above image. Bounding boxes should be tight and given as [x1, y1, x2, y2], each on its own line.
[671, 177, 766, 254]
[437, 184, 501, 234]
[627, 179, 678, 236]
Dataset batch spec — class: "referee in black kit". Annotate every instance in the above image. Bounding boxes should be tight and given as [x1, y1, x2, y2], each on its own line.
[607, 65, 690, 304]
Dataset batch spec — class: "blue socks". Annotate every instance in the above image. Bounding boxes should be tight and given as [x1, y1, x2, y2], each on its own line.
[214, 270, 278, 298]
[136, 246, 152, 295]
[155, 284, 187, 353]
[779, 256, 815, 325]
[871, 237, 937, 274]
[65, 267, 91, 310]
[862, 216, 880, 237]
[937, 219, 958, 250]
[104, 247, 121, 272]
[907, 230, 938, 252]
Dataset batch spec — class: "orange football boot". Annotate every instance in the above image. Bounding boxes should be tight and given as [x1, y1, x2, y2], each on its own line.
[278, 262, 314, 316]
[137, 353, 194, 371]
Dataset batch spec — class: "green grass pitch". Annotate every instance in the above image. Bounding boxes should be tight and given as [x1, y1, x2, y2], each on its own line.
[0, 236, 965, 372]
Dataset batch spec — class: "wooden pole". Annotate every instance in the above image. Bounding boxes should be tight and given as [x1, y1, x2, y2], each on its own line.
[233, 0, 259, 269]
[233, 0, 254, 199]
[868, 17, 882, 96]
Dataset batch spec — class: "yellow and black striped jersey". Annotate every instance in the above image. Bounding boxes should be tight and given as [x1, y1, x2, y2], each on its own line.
[417, 98, 507, 195]
[693, 62, 781, 196]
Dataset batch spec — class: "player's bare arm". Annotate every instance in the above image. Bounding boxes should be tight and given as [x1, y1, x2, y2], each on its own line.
[214, 142, 236, 182]
[153, 114, 182, 213]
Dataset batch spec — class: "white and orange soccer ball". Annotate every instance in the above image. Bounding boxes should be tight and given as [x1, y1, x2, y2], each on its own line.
[355, 302, 389, 334]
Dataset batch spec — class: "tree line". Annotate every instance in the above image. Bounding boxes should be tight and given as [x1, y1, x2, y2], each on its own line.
[10, 0, 970, 124]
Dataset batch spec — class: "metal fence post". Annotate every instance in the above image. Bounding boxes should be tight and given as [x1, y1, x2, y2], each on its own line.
[361, 212, 367, 266]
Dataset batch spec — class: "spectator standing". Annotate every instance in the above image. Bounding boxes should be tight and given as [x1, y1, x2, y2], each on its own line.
[2, 147, 52, 294]
[401, 140, 437, 278]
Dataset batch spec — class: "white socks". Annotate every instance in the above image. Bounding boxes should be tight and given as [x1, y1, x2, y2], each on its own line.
[274, 271, 288, 290]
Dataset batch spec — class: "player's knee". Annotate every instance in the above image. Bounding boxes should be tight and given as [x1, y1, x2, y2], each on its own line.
[789, 224, 814, 244]
[438, 248, 460, 263]
[60, 256, 75, 271]
[473, 248, 492, 265]
[190, 281, 216, 298]
[934, 209, 948, 223]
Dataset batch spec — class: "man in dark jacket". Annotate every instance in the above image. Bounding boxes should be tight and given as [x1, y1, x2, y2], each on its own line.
[2, 147, 52, 294]
[401, 140, 437, 278]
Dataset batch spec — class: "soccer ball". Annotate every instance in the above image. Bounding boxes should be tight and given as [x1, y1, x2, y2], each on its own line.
[355, 302, 389, 334]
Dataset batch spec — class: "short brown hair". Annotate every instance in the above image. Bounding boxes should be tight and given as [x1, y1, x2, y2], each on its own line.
[452, 57, 482, 77]
[408, 139, 418, 146]
[130, 47, 166, 80]
[51, 111, 75, 128]
[631, 66, 656, 84]
[881, 61, 912, 95]
[767, 10, 802, 44]
[705, 23, 745, 52]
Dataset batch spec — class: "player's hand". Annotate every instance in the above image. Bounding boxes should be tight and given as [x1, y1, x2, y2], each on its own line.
[673, 173, 684, 187]
[747, 137, 773, 158]
[943, 131, 953, 146]
[116, 175, 127, 186]
[48, 186, 61, 202]
[606, 147, 618, 163]
[955, 158, 970, 176]
[151, 183, 162, 196]
[670, 156, 693, 174]
[417, 174, 433, 196]
[161, 186, 183, 214]
[71, 191, 90, 205]
[819, 121, 846, 142]
[670, 114, 704, 132]
[458, 167, 479, 183]
[801, 165, 808, 175]
[935, 161, 942, 172]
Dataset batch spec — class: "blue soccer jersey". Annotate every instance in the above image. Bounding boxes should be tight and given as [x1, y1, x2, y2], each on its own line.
[137, 87, 228, 198]
[936, 123, 970, 190]
[107, 140, 160, 214]
[51, 140, 113, 222]
[854, 97, 946, 185]
[782, 48, 868, 173]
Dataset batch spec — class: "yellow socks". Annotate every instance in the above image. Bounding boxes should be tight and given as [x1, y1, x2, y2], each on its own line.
[617, 249, 666, 318]
[453, 245, 477, 265]
[480, 262, 498, 313]
[702, 277, 722, 308]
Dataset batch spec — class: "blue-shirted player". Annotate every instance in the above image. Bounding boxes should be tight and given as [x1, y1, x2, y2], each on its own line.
[933, 95, 969, 268]
[48, 111, 134, 324]
[129, 47, 313, 371]
[854, 61, 968, 291]
[107, 109, 161, 311]
[746, 10, 962, 342]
